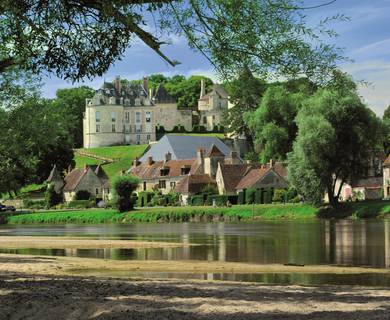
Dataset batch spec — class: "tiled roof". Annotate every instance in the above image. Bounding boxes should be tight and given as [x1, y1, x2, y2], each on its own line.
[235, 167, 270, 190]
[63, 165, 110, 192]
[219, 164, 252, 193]
[130, 159, 196, 180]
[175, 174, 216, 195]
[351, 177, 382, 189]
[63, 168, 88, 192]
[206, 144, 225, 157]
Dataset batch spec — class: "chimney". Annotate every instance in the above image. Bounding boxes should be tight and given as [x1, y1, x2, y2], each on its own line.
[196, 148, 204, 165]
[165, 152, 172, 162]
[269, 159, 274, 168]
[230, 151, 240, 164]
[200, 78, 205, 98]
[147, 156, 154, 166]
[133, 157, 140, 167]
[114, 75, 121, 93]
[143, 77, 149, 97]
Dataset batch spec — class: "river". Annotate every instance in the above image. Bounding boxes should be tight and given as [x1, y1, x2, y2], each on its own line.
[1, 219, 389, 286]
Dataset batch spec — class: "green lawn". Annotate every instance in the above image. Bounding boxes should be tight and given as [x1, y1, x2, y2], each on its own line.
[74, 145, 148, 180]
[7, 204, 318, 224]
[167, 133, 226, 139]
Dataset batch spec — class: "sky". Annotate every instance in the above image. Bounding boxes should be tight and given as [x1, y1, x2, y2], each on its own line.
[41, 0, 390, 116]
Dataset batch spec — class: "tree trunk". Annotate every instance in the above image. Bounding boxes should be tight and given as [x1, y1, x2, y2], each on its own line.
[327, 184, 338, 207]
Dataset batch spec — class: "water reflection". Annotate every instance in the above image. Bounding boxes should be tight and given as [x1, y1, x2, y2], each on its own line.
[1, 219, 390, 268]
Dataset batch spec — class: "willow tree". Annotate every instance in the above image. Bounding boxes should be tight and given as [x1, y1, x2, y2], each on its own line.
[0, 0, 345, 82]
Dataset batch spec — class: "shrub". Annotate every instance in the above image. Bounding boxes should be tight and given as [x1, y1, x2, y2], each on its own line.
[113, 175, 140, 212]
[285, 187, 298, 202]
[201, 183, 218, 195]
[67, 200, 94, 209]
[238, 191, 245, 204]
[189, 195, 204, 206]
[137, 191, 154, 207]
[45, 184, 63, 208]
[74, 190, 91, 200]
[208, 195, 228, 206]
[263, 188, 274, 204]
[245, 188, 257, 204]
[273, 189, 286, 203]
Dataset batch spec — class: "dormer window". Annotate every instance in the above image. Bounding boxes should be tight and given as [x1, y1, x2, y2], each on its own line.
[181, 166, 191, 175]
[160, 167, 170, 176]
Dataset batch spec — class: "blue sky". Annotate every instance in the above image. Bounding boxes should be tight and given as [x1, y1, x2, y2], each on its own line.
[42, 0, 390, 116]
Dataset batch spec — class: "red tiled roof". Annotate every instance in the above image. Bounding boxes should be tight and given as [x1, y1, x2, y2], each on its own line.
[235, 167, 270, 190]
[63, 168, 88, 192]
[219, 164, 252, 193]
[175, 174, 216, 195]
[130, 159, 196, 180]
[351, 177, 382, 189]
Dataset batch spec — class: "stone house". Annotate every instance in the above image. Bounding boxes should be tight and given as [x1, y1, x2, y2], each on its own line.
[47, 165, 110, 203]
[83, 76, 230, 148]
[383, 155, 390, 199]
[197, 79, 229, 131]
[83, 76, 193, 148]
[216, 160, 288, 195]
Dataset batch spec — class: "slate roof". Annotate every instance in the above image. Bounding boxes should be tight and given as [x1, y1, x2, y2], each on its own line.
[139, 135, 231, 162]
[174, 174, 216, 195]
[199, 84, 229, 101]
[47, 165, 63, 183]
[130, 159, 196, 180]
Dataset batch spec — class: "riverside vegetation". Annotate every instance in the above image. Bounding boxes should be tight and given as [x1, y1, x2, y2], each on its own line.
[5, 201, 390, 225]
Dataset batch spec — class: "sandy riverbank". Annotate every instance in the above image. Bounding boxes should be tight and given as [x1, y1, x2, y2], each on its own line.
[0, 254, 390, 319]
[0, 270, 390, 320]
[0, 236, 189, 250]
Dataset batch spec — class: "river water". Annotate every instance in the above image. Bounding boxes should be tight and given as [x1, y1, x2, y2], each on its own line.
[1, 219, 390, 286]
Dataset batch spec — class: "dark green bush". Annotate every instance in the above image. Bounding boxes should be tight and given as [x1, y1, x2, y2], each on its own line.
[113, 175, 140, 212]
[67, 200, 94, 209]
[208, 195, 228, 206]
[245, 188, 257, 204]
[238, 191, 245, 204]
[273, 189, 287, 203]
[189, 195, 205, 206]
[45, 184, 63, 208]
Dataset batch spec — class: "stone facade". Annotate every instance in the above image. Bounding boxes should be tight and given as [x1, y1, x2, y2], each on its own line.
[83, 76, 229, 148]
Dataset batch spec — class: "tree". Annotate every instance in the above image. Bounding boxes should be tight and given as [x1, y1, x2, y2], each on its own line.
[0, 97, 75, 195]
[113, 175, 139, 212]
[165, 75, 213, 109]
[53, 86, 95, 147]
[382, 105, 390, 154]
[45, 184, 63, 208]
[245, 79, 315, 162]
[0, 1, 344, 81]
[288, 73, 382, 206]
[223, 68, 267, 149]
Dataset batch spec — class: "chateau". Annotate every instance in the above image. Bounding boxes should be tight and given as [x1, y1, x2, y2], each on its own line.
[83, 76, 229, 148]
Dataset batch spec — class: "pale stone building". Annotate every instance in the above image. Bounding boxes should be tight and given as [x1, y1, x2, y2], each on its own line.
[197, 79, 229, 131]
[83, 76, 193, 148]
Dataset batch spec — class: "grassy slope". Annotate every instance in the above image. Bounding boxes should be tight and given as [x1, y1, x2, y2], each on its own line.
[74, 145, 147, 180]
[7, 204, 318, 224]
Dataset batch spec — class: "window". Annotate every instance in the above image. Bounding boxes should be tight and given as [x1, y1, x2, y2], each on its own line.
[125, 112, 130, 123]
[159, 180, 166, 189]
[143, 181, 147, 191]
[96, 124, 100, 133]
[112, 124, 116, 132]
[136, 112, 141, 123]
[146, 134, 151, 141]
[203, 116, 207, 124]
[136, 134, 141, 144]
[95, 111, 101, 122]
[145, 111, 151, 123]
[170, 181, 176, 188]
[111, 112, 116, 122]
[96, 188, 99, 195]
[181, 167, 191, 175]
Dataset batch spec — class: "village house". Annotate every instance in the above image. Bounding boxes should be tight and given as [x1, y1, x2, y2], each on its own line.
[47, 165, 111, 203]
[83, 76, 229, 148]
[130, 137, 289, 205]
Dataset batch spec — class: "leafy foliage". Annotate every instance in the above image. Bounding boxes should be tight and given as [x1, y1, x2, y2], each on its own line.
[113, 175, 139, 212]
[0, 1, 344, 81]
[45, 184, 63, 208]
[288, 72, 382, 206]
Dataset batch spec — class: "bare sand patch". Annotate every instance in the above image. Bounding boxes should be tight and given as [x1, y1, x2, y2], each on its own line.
[0, 253, 389, 277]
[0, 236, 188, 249]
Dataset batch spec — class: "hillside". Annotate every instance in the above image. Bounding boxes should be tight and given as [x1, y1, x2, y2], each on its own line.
[74, 145, 148, 180]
